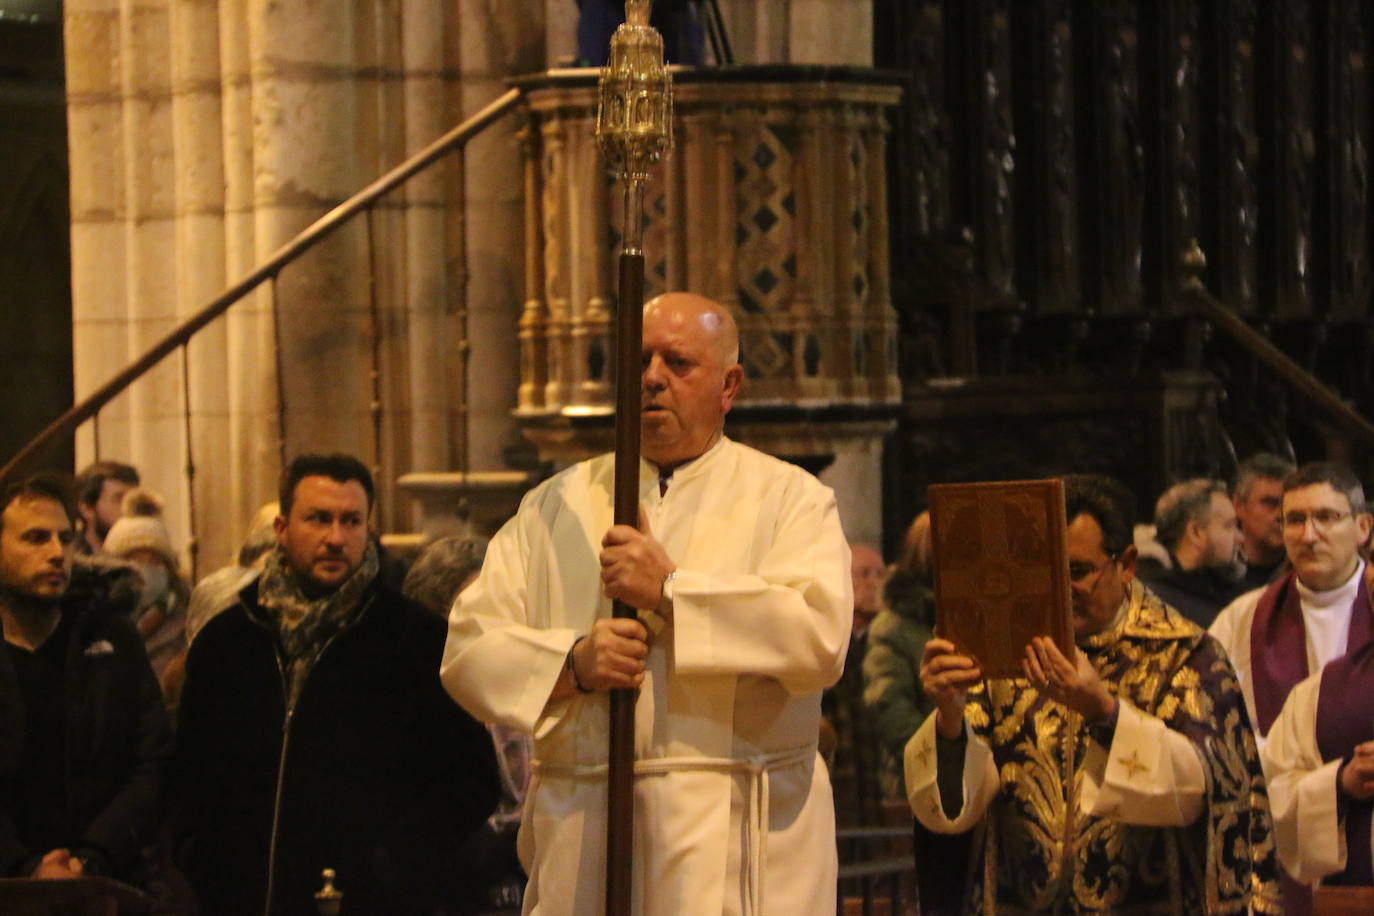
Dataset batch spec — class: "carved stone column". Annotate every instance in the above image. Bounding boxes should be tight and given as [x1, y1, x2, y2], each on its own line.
[64, 0, 543, 568]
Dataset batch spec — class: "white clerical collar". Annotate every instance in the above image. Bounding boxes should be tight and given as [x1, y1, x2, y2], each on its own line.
[642, 436, 728, 490]
[1296, 558, 1365, 609]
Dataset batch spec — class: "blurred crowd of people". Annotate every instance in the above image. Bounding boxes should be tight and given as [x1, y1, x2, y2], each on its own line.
[0, 456, 520, 914]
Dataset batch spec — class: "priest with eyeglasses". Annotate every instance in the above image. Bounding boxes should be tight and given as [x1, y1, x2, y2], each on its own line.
[1208, 462, 1374, 914]
[907, 474, 1277, 914]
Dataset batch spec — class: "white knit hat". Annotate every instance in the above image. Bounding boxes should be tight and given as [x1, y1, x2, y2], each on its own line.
[102, 488, 176, 569]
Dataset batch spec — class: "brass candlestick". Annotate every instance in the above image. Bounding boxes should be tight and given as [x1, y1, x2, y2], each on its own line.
[314, 867, 342, 916]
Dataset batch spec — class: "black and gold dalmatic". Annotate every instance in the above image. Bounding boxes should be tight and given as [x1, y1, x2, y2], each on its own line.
[956, 582, 1278, 914]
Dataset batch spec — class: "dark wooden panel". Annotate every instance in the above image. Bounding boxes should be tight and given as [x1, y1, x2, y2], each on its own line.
[875, 0, 957, 380]
[1198, 0, 1260, 315]
[888, 372, 1229, 530]
[945, 0, 1018, 304]
[875, 0, 950, 246]
[1012, 0, 1080, 317]
[1255, 0, 1315, 319]
[0, 22, 72, 473]
[1140, 0, 1202, 314]
[875, 0, 1374, 504]
[1313, 0, 1370, 322]
[1074, 0, 1144, 316]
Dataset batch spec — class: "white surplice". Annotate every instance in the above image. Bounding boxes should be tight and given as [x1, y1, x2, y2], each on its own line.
[1260, 670, 1370, 885]
[441, 438, 852, 916]
[1209, 560, 1365, 745]
[903, 698, 1207, 836]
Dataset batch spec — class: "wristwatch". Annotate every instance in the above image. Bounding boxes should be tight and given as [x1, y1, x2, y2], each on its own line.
[566, 636, 593, 693]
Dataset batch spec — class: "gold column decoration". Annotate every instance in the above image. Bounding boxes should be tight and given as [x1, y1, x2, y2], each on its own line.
[517, 123, 547, 414]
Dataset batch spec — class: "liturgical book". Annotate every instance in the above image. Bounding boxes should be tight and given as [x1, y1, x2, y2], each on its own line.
[928, 478, 1074, 678]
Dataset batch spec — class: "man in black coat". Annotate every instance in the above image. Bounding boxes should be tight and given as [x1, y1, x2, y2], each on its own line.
[0, 473, 171, 883]
[1136, 477, 1245, 628]
[174, 454, 499, 915]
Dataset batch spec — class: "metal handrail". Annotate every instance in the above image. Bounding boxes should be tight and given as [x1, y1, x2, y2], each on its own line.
[1179, 286, 1374, 450]
[0, 87, 524, 484]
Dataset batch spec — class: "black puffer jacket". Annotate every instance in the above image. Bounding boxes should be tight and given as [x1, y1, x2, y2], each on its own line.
[1135, 555, 1244, 629]
[0, 565, 172, 880]
[173, 579, 500, 915]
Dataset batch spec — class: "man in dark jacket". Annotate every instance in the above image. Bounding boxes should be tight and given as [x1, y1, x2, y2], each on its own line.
[1136, 477, 1245, 628]
[173, 454, 499, 915]
[0, 473, 171, 883]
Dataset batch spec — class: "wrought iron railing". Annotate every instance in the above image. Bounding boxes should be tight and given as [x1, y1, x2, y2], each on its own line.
[836, 824, 917, 915]
[0, 88, 523, 579]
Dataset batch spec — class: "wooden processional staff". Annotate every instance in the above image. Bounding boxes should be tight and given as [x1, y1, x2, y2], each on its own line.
[594, 3, 673, 915]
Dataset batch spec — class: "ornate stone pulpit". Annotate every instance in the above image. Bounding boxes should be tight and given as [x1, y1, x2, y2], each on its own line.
[512, 65, 904, 466]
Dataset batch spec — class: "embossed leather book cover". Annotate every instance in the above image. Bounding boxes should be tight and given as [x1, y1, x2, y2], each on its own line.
[928, 478, 1073, 678]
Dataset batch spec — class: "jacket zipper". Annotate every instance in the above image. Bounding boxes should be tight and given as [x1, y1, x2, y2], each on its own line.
[261, 649, 292, 915]
[259, 595, 374, 915]
[62, 613, 79, 852]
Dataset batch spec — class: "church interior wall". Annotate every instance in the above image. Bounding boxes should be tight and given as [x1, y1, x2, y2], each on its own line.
[0, 1, 1369, 572]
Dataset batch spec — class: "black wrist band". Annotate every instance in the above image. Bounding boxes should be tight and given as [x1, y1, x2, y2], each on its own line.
[567, 636, 593, 693]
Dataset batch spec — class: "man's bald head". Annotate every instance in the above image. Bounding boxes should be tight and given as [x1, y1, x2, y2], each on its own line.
[644, 292, 740, 369]
[640, 292, 745, 470]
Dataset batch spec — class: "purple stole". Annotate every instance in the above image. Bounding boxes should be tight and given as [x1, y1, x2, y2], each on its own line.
[1252, 570, 1373, 914]
[1316, 641, 1374, 887]
[1250, 570, 1372, 735]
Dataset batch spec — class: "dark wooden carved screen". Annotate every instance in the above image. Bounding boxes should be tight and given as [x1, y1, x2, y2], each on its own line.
[875, 0, 1374, 540]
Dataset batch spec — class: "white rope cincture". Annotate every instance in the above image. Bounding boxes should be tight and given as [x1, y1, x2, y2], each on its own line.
[534, 743, 817, 915]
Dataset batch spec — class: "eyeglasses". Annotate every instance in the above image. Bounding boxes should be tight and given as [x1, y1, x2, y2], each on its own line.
[1283, 509, 1353, 532]
[1068, 553, 1119, 587]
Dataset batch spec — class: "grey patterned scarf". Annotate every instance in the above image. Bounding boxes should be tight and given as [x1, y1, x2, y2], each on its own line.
[255, 541, 380, 708]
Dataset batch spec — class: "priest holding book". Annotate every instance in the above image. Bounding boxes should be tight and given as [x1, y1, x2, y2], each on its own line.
[905, 474, 1278, 914]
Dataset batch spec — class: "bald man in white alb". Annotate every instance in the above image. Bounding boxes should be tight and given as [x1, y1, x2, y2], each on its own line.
[442, 292, 852, 916]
